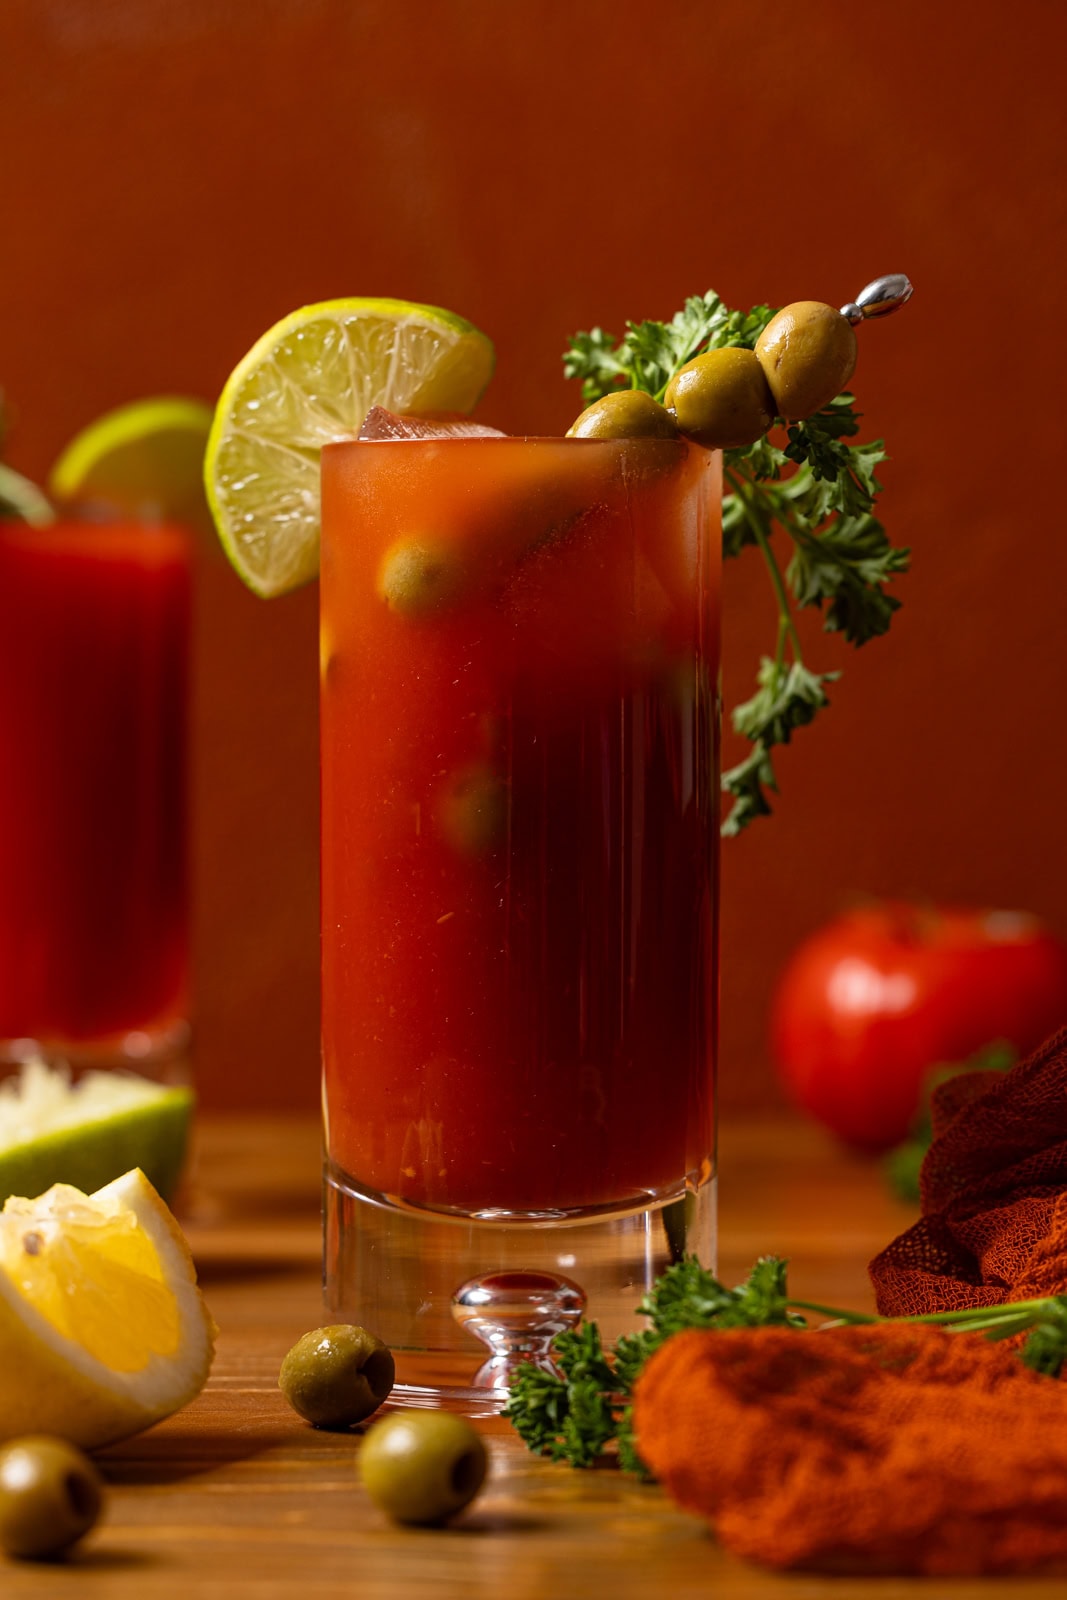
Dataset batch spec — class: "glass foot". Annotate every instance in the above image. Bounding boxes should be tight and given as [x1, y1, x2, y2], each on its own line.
[451, 1269, 586, 1388]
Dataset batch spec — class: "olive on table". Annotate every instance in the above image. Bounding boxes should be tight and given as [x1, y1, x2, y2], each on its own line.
[377, 537, 468, 617]
[359, 1409, 488, 1525]
[754, 301, 858, 420]
[279, 1325, 395, 1429]
[663, 347, 775, 448]
[0, 1435, 104, 1561]
[566, 390, 680, 441]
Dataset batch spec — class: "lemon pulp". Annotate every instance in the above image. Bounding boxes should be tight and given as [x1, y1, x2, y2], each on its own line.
[0, 1186, 180, 1373]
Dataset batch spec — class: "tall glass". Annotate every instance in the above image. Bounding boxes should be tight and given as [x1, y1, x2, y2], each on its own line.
[321, 435, 720, 1389]
[0, 519, 190, 1079]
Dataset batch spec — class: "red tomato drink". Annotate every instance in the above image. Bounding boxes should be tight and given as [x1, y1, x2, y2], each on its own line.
[321, 437, 720, 1219]
[0, 520, 189, 1056]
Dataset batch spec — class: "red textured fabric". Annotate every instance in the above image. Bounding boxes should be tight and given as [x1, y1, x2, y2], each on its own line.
[633, 1323, 1067, 1576]
[628, 1028, 1067, 1576]
[870, 1025, 1067, 1315]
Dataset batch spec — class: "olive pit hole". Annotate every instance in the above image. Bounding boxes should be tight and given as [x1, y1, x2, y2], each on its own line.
[361, 1348, 394, 1397]
[450, 1447, 482, 1498]
[64, 1470, 96, 1519]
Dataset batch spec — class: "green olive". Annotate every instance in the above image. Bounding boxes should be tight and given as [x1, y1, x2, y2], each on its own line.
[438, 764, 508, 857]
[377, 538, 468, 617]
[754, 301, 858, 419]
[359, 1410, 488, 1525]
[566, 390, 679, 441]
[0, 1435, 104, 1560]
[279, 1325, 395, 1429]
[663, 348, 774, 448]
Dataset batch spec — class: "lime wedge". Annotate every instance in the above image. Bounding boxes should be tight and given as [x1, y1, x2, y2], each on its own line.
[0, 1062, 194, 1206]
[203, 298, 495, 597]
[0, 463, 55, 526]
[49, 396, 214, 533]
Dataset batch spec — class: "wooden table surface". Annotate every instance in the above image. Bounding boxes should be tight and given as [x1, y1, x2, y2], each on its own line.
[5, 1113, 1062, 1600]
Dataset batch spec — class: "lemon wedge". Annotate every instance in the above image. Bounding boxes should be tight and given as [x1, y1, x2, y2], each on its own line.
[0, 1168, 215, 1448]
[203, 298, 495, 597]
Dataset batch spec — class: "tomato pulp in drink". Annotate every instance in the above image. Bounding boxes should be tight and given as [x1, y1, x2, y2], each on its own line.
[0, 520, 190, 1048]
[321, 437, 720, 1215]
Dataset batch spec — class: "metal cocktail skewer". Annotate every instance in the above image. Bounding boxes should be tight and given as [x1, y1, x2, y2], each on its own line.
[841, 273, 914, 324]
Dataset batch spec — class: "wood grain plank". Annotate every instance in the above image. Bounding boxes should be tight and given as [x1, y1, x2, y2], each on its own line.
[0, 1114, 1055, 1599]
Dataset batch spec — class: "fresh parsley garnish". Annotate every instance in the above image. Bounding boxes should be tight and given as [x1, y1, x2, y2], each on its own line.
[564, 295, 910, 835]
[504, 1255, 1067, 1474]
[503, 1256, 804, 1475]
[564, 292, 773, 407]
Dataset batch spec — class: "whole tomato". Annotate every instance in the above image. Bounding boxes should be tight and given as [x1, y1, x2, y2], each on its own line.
[771, 902, 1067, 1152]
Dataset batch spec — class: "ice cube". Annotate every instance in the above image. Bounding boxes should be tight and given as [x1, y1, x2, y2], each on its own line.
[357, 407, 506, 441]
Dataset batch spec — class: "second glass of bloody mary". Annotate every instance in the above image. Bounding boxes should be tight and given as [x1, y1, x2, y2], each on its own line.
[0, 517, 190, 1077]
[320, 431, 720, 1393]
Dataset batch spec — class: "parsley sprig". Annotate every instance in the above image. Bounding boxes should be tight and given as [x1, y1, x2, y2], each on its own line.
[504, 1256, 1067, 1474]
[504, 1257, 802, 1477]
[564, 294, 910, 835]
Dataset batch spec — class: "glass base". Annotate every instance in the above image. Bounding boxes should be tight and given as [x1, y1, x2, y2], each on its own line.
[380, 1357, 522, 1418]
[0, 1017, 191, 1086]
[324, 1157, 716, 1404]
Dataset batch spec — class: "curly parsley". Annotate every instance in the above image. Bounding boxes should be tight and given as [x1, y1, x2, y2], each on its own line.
[504, 1255, 1067, 1475]
[564, 294, 910, 835]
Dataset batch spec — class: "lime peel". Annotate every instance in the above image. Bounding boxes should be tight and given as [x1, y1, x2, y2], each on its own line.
[0, 1061, 193, 1205]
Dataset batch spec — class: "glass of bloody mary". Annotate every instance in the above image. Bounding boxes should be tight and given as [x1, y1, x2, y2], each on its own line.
[0, 518, 190, 1076]
[320, 431, 720, 1389]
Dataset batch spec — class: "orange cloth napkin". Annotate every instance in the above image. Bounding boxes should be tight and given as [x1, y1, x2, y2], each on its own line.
[633, 1321, 1067, 1576]
[630, 1025, 1067, 1575]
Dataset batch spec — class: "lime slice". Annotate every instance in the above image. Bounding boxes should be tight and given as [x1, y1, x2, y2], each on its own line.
[0, 463, 55, 526]
[0, 1062, 194, 1207]
[203, 298, 495, 597]
[49, 396, 214, 533]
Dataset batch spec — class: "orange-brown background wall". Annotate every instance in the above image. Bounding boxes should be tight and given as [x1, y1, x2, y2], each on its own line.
[1, 0, 1064, 1114]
